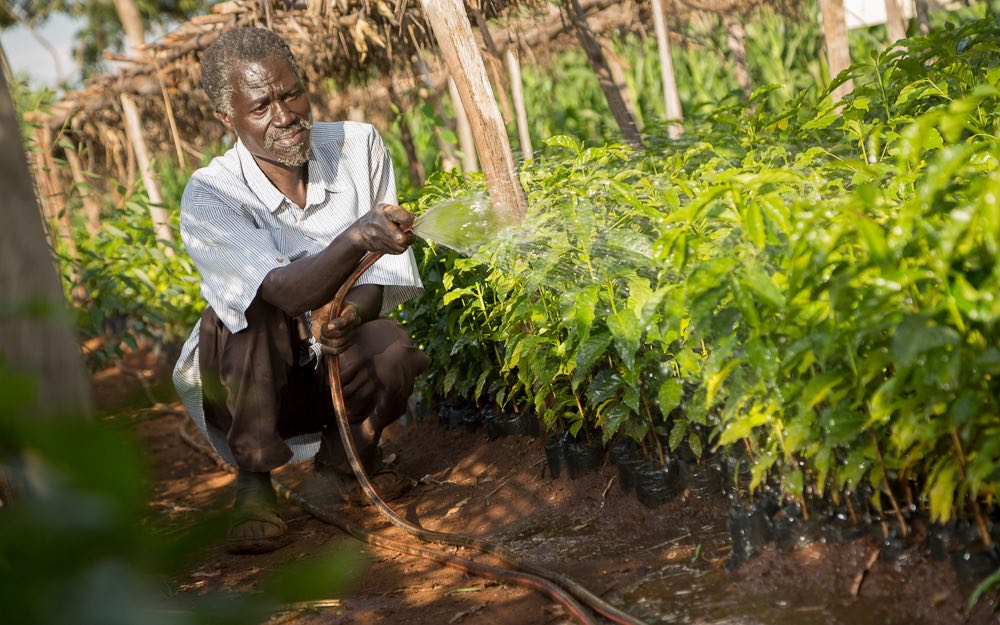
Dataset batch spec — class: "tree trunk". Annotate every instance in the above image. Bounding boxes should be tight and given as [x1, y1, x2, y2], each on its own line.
[724, 13, 752, 100]
[914, 0, 931, 34]
[120, 93, 174, 247]
[113, 0, 146, 52]
[565, 0, 644, 149]
[0, 58, 92, 420]
[448, 76, 480, 174]
[469, 2, 514, 126]
[413, 53, 460, 172]
[64, 147, 102, 236]
[819, 0, 852, 102]
[505, 48, 533, 161]
[884, 0, 908, 45]
[388, 85, 426, 189]
[421, 0, 527, 221]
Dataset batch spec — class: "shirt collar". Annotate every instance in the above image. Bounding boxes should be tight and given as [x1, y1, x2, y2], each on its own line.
[236, 132, 348, 213]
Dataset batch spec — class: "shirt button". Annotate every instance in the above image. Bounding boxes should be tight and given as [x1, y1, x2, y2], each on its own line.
[276, 257, 284, 263]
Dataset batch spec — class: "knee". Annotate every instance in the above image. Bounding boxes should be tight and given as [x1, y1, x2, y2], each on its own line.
[361, 320, 430, 376]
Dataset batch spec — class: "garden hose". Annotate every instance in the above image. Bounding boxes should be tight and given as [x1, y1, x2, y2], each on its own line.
[323, 251, 650, 625]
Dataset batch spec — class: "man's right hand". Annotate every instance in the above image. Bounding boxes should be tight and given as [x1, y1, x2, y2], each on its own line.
[352, 203, 416, 254]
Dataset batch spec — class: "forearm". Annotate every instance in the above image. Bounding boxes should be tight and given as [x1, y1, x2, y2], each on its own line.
[258, 224, 367, 316]
[343, 284, 384, 323]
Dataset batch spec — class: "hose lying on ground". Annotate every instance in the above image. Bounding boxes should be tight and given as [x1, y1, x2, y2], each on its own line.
[322, 252, 649, 625]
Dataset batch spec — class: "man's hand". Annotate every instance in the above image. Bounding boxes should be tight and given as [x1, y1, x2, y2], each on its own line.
[319, 303, 362, 355]
[352, 203, 416, 254]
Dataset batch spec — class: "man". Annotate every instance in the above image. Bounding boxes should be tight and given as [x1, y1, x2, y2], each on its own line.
[172, 27, 430, 554]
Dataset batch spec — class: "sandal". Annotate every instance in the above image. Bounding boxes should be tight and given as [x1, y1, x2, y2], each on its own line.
[225, 473, 288, 554]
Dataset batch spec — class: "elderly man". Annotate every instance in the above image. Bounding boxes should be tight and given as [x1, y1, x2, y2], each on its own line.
[172, 28, 429, 554]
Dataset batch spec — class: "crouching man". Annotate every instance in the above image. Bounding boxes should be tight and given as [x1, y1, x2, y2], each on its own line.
[172, 28, 429, 554]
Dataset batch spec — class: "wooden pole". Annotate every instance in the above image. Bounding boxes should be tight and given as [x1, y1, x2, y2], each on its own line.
[724, 13, 752, 100]
[469, 1, 514, 126]
[155, 64, 187, 170]
[819, 0, 852, 102]
[565, 0, 644, 149]
[64, 147, 102, 236]
[413, 53, 460, 172]
[914, 0, 931, 35]
[0, 61, 92, 420]
[120, 93, 174, 247]
[448, 76, 479, 174]
[884, 0, 908, 45]
[651, 0, 683, 138]
[421, 0, 528, 221]
[505, 47, 533, 161]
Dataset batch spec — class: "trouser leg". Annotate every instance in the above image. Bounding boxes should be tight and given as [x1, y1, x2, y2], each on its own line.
[199, 297, 335, 472]
[315, 318, 431, 472]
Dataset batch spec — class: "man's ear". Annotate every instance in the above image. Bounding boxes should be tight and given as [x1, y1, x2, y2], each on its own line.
[215, 111, 235, 133]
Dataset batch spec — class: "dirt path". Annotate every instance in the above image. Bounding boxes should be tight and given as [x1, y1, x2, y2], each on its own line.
[97, 353, 998, 625]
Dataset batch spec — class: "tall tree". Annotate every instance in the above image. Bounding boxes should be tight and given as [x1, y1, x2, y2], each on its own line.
[819, 0, 852, 102]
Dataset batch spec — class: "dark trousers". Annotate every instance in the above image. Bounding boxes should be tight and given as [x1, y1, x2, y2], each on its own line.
[198, 297, 430, 473]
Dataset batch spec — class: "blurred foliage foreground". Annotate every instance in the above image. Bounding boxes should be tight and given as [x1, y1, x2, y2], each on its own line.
[401, 18, 1000, 533]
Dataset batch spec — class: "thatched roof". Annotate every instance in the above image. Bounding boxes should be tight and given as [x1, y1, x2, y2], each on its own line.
[29, 0, 798, 180]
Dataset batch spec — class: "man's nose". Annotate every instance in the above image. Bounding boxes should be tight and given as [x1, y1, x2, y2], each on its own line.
[272, 100, 296, 126]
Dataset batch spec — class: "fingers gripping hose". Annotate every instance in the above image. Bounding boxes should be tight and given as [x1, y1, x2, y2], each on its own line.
[324, 252, 650, 625]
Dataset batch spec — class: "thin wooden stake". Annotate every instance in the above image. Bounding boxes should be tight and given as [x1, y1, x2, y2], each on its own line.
[566, 0, 644, 148]
[884, 0, 907, 45]
[120, 92, 175, 248]
[388, 84, 426, 189]
[653, 0, 684, 139]
[64, 147, 102, 236]
[413, 53, 460, 172]
[505, 47, 532, 161]
[819, 0, 853, 102]
[155, 63, 187, 170]
[448, 75, 480, 174]
[914, 0, 931, 35]
[724, 13, 752, 100]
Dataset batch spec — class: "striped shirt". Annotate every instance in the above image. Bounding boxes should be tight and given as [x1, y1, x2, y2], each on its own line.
[172, 121, 422, 467]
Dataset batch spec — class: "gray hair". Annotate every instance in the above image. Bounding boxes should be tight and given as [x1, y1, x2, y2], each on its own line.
[201, 28, 304, 118]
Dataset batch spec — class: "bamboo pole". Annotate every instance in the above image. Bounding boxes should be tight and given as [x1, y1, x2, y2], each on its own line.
[469, 0, 515, 126]
[420, 0, 527, 221]
[120, 93, 174, 247]
[884, 0, 908, 45]
[36, 128, 84, 300]
[651, 0, 683, 138]
[724, 13, 752, 100]
[413, 53, 460, 172]
[819, 0, 852, 103]
[448, 76, 479, 174]
[64, 147, 102, 236]
[505, 47, 532, 161]
[565, 0, 644, 149]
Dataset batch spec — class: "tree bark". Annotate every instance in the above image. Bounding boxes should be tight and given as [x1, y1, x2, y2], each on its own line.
[565, 0, 644, 149]
[884, 0, 908, 45]
[113, 0, 146, 52]
[651, 0, 683, 139]
[0, 60, 92, 420]
[914, 0, 931, 34]
[724, 13, 752, 100]
[505, 47, 533, 161]
[420, 0, 527, 221]
[819, 0, 852, 102]
[388, 85, 426, 189]
[413, 53, 460, 172]
[64, 147, 102, 236]
[448, 76, 479, 174]
[120, 93, 174, 247]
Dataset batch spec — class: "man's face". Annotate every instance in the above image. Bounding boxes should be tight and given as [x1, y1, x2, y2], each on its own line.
[218, 54, 313, 168]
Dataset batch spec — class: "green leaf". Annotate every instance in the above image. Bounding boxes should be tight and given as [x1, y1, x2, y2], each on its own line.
[657, 378, 683, 418]
[668, 421, 687, 450]
[739, 269, 785, 309]
[572, 332, 612, 389]
[892, 316, 960, 368]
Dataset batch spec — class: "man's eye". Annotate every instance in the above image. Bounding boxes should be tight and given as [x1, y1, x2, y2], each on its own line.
[285, 91, 301, 100]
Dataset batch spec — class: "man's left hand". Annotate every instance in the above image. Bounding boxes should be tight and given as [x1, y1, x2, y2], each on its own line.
[320, 304, 362, 355]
